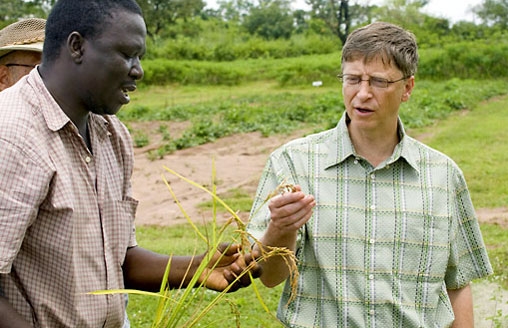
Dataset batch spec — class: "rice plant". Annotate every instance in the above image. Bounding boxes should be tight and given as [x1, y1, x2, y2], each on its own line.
[89, 161, 298, 327]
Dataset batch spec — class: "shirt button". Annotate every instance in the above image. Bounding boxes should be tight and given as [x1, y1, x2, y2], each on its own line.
[369, 239, 375, 244]
[354, 159, 359, 164]
[370, 205, 375, 210]
[369, 274, 374, 280]
[370, 173, 375, 179]
[85, 156, 92, 163]
[370, 309, 375, 315]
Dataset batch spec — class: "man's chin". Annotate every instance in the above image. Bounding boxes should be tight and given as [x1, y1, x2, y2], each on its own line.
[91, 105, 123, 116]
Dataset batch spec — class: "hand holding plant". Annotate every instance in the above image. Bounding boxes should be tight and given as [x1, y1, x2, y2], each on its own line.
[266, 184, 315, 235]
[90, 164, 299, 327]
[199, 243, 261, 293]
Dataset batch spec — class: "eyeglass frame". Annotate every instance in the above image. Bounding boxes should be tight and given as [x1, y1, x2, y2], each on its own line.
[337, 74, 410, 89]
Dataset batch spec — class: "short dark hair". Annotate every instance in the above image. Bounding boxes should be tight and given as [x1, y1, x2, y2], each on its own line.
[341, 22, 419, 77]
[43, 0, 143, 64]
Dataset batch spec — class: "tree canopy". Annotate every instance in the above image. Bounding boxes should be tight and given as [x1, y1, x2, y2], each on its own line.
[1, 0, 507, 46]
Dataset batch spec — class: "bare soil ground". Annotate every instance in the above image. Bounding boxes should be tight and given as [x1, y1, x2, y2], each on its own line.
[131, 122, 508, 229]
[131, 126, 306, 226]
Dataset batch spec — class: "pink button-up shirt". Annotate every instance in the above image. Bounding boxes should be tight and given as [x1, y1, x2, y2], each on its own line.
[0, 68, 138, 327]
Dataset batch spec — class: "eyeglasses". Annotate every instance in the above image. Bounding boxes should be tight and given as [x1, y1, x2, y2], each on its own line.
[5, 63, 36, 69]
[337, 74, 408, 89]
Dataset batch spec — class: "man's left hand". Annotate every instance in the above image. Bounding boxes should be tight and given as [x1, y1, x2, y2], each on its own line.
[200, 243, 261, 292]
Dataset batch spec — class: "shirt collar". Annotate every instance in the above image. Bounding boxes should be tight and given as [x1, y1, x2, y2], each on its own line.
[28, 69, 110, 137]
[324, 111, 420, 173]
[28, 68, 70, 132]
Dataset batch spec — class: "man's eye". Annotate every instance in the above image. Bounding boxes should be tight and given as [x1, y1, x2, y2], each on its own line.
[371, 77, 387, 86]
[346, 76, 360, 83]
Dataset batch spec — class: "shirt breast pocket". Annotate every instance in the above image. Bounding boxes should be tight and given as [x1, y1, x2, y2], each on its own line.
[103, 197, 138, 266]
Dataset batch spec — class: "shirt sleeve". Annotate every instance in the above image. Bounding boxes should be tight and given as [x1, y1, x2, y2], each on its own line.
[0, 139, 50, 273]
[247, 156, 280, 242]
[445, 169, 493, 289]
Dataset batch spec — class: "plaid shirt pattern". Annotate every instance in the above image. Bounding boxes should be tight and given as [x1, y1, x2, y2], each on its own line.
[248, 112, 492, 328]
[0, 69, 138, 327]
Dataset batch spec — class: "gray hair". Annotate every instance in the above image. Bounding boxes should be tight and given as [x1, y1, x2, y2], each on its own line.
[341, 22, 419, 77]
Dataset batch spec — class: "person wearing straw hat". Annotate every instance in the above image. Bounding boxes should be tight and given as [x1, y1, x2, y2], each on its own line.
[0, 1, 260, 327]
[0, 18, 45, 91]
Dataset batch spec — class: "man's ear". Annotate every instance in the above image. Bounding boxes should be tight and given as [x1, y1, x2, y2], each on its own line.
[67, 32, 85, 64]
[401, 76, 415, 102]
[0, 65, 11, 91]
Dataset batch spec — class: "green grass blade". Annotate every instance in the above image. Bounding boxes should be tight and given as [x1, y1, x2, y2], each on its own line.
[161, 174, 208, 243]
[162, 166, 243, 226]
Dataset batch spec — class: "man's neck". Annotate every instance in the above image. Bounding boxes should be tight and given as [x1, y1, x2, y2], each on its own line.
[348, 124, 399, 167]
[38, 64, 92, 151]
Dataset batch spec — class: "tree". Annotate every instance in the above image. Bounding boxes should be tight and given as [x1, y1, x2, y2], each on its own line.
[0, 0, 52, 26]
[374, 0, 429, 28]
[216, 0, 253, 21]
[374, 0, 455, 47]
[307, 0, 350, 45]
[136, 0, 206, 38]
[242, 0, 294, 39]
[451, 21, 489, 41]
[473, 0, 508, 29]
[305, 0, 378, 45]
[293, 9, 309, 34]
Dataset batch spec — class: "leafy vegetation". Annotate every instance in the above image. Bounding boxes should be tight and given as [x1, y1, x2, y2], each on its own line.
[120, 77, 508, 159]
[4, 0, 508, 55]
[137, 37, 508, 86]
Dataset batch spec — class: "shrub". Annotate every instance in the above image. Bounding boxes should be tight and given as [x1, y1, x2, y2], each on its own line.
[418, 40, 508, 80]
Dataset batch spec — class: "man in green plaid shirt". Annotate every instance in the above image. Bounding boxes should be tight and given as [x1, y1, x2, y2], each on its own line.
[247, 22, 492, 328]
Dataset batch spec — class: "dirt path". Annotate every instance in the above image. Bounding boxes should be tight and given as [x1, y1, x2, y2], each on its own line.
[131, 129, 305, 226]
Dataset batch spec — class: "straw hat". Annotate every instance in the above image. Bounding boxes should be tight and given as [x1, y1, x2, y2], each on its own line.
[0, 18, 46, 59]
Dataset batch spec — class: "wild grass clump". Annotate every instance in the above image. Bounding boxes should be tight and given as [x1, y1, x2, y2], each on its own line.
[90, 164, 299, 328]
[146, 31, 338, 62]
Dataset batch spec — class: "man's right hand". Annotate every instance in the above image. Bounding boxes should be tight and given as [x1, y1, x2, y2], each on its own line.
[254, 185, 315, 288]
[267, 185, 315, 237]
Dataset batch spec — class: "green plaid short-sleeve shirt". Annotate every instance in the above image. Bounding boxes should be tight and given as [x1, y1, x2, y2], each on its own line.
[248, 112, 492, 328]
